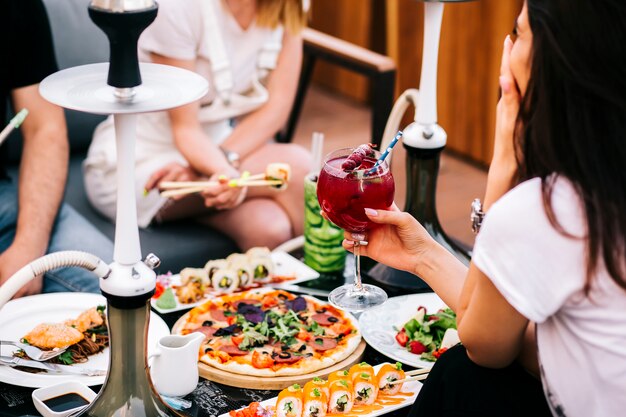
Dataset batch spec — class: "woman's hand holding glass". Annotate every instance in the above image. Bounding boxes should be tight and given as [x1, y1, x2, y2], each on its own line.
[338, 204, 437, 278]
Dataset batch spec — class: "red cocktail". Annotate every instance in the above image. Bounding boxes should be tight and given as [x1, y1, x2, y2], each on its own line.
[317, 147, 394, 310]
[318, 152, 394, 233]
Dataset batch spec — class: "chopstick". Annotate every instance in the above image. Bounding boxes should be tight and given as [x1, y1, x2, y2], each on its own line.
[159, 173, 268, 190]
[159, 180, 284, 198]
[405, 368, 430, 376]
[388, 373, 430, 385]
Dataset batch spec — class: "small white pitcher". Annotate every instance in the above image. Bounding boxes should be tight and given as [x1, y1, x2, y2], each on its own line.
[149, 332, 204, 397]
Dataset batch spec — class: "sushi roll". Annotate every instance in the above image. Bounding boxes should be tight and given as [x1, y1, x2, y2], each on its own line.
[204, 259, 228, 281]
[348, 362, 375, 383]
[179, 268, 209, 286]
[328, 380, 353, 413]
[226, 253, 248, 266]
[376, 362, 406, 395]
[246, 246, 271, 259]
[225, 253, 254, 287]
[249, 256, 274, 282]
[277, 384, 303, 417]
[353, 373, 378, 406]
[308, 377, 329, 400]
[229, 260, 254, 288]
[302, 381, 328, 417]
[211, 269, 240, 293]
[266, 162, 291, 190]
[327, 370, 350, 385]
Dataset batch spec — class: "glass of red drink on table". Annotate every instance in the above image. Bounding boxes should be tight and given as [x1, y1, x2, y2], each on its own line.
[317, 146, 394, 310]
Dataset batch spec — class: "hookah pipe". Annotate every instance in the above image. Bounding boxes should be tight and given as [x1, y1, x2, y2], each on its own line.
[367, 0, 474, 291]
[0, 0, 207, 415]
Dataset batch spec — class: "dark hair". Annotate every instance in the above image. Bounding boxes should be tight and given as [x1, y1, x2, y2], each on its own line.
[517, 0, 626, 292]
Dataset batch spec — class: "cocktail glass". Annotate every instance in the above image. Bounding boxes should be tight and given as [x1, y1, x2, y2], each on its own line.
[317, 147, 394, 310]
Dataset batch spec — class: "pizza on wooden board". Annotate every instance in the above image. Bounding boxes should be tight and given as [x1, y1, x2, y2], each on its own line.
[176, 289, 362, 377]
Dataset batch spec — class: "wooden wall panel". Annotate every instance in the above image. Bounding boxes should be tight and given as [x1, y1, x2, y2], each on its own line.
[386, 0, 523, 165]
[308, 0, 374, 102]
[308, 0, 523, 165]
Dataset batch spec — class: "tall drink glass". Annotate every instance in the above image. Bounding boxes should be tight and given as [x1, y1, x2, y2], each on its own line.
[317, 148, 394, 310]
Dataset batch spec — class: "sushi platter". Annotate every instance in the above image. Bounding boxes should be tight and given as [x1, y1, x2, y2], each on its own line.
[219, 362, 423, 417]
[152, 250, 320, 313]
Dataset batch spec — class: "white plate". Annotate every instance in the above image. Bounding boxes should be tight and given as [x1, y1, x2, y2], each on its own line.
[0, 292, 170, 388]
[359, 293, 447, 369]
[151, 251, 320, 314]
[218, 362, 421, 417]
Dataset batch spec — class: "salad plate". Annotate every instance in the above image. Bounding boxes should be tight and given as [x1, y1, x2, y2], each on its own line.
[359, 293, 450, 369]
[151, 251, 320, 314]
[0, 292, 170, 388]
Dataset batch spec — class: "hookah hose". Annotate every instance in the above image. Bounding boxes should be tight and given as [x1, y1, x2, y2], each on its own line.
[380, 89, 420, 155]
[0, 251, 111, 308]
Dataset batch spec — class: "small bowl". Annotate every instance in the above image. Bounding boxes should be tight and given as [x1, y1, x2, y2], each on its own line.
[32, 381, 96, 417]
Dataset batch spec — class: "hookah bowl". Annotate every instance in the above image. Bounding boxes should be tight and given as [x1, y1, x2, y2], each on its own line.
[36, 1, 209, 415]
[366, 0, 475, 291]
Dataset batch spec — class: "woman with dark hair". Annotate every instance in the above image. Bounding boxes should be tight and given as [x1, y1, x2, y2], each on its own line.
[340, 1, 626, 416]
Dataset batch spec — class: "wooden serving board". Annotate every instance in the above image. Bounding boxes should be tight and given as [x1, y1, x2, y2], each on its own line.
[198, 340, 366, 390]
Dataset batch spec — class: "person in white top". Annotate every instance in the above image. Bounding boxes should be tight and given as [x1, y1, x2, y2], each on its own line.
[84, 0, 311, 250]
[335, 1, 626, 416]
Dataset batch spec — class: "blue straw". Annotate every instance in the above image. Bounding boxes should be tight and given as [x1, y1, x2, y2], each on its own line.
[368, 131, 403, 174]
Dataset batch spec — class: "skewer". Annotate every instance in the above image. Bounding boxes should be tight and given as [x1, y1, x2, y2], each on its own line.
[388, 373, 430, 385]
[405, 368, 431, 376]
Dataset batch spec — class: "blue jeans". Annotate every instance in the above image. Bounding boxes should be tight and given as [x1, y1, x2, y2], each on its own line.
[0, 179, 114, 293]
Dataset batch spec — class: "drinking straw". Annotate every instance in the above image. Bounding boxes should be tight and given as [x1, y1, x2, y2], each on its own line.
[368, 130, 403, 174]
[311, 132, 324, 173]
[0, 109, 29, 147]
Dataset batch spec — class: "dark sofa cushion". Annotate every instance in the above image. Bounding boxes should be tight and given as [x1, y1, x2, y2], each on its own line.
[4, 0, 240, 274]
[64, 159, 239, 273]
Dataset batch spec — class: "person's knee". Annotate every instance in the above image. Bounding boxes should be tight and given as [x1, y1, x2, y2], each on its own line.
[281, 144, 313, 179]
[240, 213, 292, 250]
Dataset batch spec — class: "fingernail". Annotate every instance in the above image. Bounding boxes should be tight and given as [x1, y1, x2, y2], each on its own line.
[499, 76, 511, 94]
[351, 233, 365, 241]
[142, 188, 149, 197]
[344, 239, 355, 247]
[364, 208, 378, 217]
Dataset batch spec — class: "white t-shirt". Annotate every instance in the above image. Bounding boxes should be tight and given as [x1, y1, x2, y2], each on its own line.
[473, 177, 626, 417]
[139, 0, 278, 105]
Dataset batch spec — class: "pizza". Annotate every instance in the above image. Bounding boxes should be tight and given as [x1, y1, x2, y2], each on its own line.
[175, 288, 361, 377]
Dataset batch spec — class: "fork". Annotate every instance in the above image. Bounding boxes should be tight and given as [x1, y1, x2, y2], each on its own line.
[0, 340, 67, 361]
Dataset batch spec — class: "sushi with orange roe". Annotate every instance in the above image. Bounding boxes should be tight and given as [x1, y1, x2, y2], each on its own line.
[277, 384, 303, 417]
[353, 372, 378, 405]
[376, 362, 406, 395]
[348, 362, 375, 383]
[302, 380, 328, 417]
[328, 379, 354, 413]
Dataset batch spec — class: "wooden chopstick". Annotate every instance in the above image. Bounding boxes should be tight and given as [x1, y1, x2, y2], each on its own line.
[388, 373, 429, 385]
[158, 173, 270, 190]
[160, 186, 206, 198]
[159, 179, 284, 198]
[405, 368, 431, 376]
